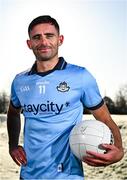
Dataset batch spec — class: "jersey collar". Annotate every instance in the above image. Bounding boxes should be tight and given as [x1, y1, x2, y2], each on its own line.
[28, 57, 67, 76]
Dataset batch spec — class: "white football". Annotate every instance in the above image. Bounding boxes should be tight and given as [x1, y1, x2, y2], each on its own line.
[69, 120, 113, 161]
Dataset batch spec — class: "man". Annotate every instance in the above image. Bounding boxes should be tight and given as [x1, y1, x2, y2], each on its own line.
[7, 15, 124, 179]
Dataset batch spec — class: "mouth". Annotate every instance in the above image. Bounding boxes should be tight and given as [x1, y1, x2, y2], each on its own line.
[37, 47, 51, 53]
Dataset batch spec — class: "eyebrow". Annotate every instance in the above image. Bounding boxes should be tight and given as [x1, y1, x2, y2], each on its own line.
[44, 33, 55, 36]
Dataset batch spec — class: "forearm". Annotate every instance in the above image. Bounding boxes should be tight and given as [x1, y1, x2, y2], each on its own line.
[7, 109, 21, 151]
[7, 104, 27, 166]
[105, 119, 123, 150]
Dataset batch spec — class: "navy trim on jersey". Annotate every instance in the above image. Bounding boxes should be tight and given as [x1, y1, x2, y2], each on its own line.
[10, 100, 21, 109]
[86, 99, 104, 110]
[28, 57, 67, 76]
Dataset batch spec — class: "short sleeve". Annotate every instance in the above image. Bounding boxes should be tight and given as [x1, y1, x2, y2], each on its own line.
[10, 78, 21, 108]
[81, 69, 104, 110]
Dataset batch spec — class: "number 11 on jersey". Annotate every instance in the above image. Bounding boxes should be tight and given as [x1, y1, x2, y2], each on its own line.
[39, 85, 46, 94]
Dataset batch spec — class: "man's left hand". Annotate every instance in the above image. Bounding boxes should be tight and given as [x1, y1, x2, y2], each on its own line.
[83, 144, 124, 167]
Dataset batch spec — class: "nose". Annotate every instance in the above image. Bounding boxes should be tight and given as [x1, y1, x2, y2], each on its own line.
[39, 37, 48, 45]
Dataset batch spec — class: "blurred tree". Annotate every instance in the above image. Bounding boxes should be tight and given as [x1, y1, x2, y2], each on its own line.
[103, 96, 115, 113]
[83, 108, 91, 114]
[0, 91, 9, 113]
[114, 85, 127, 114]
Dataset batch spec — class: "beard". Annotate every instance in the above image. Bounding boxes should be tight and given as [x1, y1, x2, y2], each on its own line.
[33, 45, 58, 62]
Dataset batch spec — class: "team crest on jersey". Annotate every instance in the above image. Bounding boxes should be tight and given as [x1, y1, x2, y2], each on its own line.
[57, 81, 70, 92]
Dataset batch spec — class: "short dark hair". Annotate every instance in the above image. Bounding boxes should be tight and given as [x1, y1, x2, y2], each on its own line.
[28, 15, 60, 35]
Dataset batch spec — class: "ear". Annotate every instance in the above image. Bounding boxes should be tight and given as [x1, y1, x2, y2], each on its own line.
[58, 35, 64, 46]
[26, 40, 32, 49]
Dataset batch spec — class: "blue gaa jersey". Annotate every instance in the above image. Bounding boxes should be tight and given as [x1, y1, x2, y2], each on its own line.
[10, 57, 104, 180]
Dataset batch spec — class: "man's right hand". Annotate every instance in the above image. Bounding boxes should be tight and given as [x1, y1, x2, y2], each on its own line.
[9, 145, 27, 166]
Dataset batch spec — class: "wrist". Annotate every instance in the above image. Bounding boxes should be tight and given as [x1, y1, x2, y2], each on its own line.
[9, 143, 19, 153]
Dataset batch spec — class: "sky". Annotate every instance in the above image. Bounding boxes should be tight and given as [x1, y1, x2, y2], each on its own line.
[0, 0, 127, 100]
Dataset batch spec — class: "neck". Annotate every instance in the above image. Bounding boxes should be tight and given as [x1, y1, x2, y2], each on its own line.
[36, 57, 59, 72]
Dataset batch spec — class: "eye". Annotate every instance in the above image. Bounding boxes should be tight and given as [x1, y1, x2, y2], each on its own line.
[32, 34, 41, 40]
[46, 33, 54, 39]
